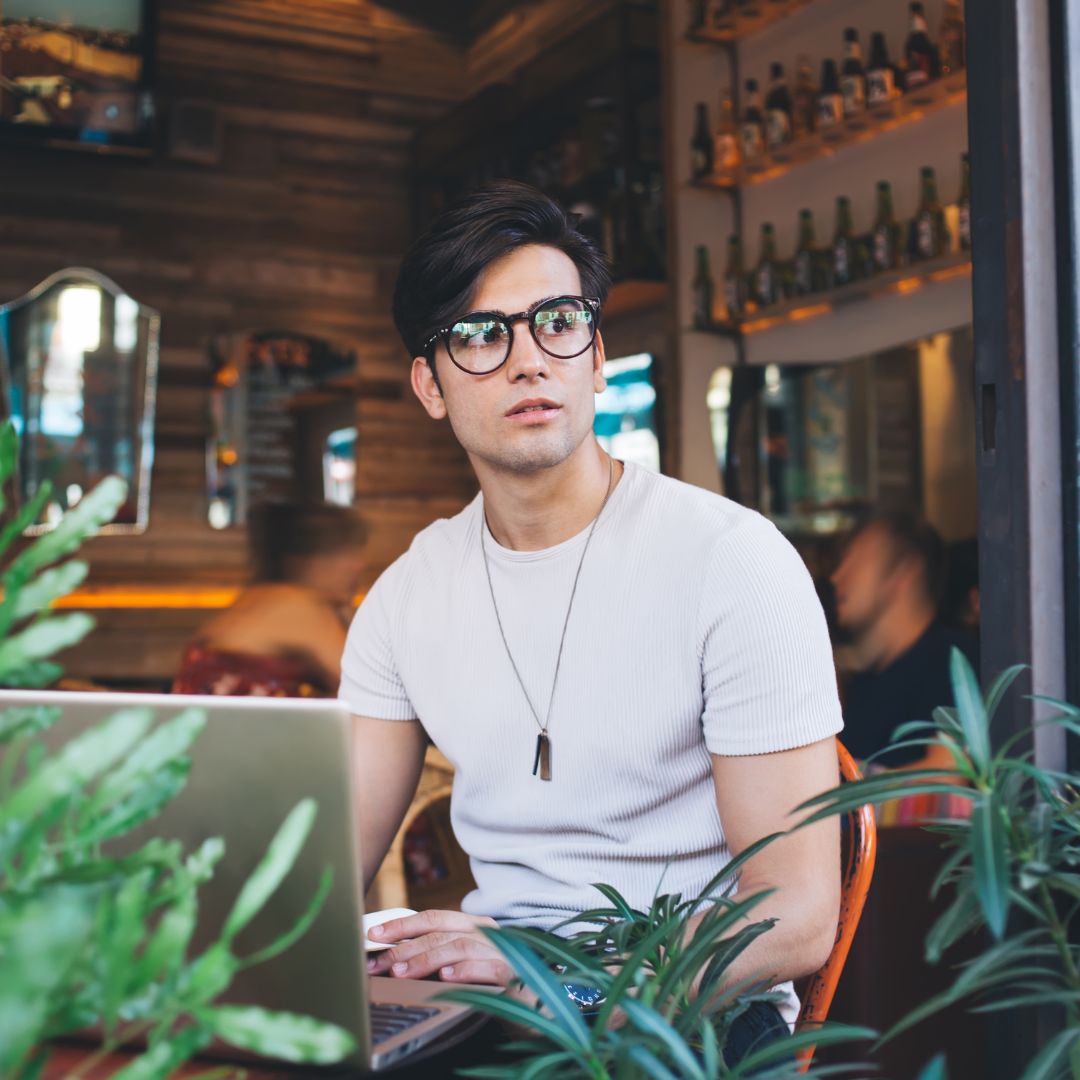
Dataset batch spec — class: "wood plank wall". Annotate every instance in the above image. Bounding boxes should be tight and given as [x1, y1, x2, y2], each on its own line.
[0, 0, 626, 685]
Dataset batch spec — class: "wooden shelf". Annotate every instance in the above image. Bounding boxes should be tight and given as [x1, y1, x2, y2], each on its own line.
[605, 278, 668, 320]
[692, 71, 967, 191]
[689, 250, 971, 338]
[684, 0, 816, 46]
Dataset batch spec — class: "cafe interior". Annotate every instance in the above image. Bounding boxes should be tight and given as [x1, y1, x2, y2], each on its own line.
[1, 0, 1075, 1077]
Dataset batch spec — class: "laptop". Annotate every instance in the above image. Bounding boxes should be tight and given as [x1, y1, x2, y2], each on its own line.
[0, 689, 486, 1071]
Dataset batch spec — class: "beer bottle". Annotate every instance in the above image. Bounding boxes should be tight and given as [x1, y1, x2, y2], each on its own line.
[866, 31, 897, 106]
[872, 180, 901, 272]
[714, 92, 741, 174]
[817, 60, 844, 130]
[692, 245, 715, 329]
[957, 151, 972, 251]
[914, 165, 945, 258]
[832, 196, 856, 287]
[741, 78, 766, 161]
[691, 102, 713, 179]
[904, 2, 939, 91]
[840, 28, 867, 117]
[723, 234, 748, 320]
[754, 223, 779, 307]
[765, 62, 793, 150]
[938, 0, 965, 75]
[793, 208, 818, 295]
[792, 54, 817, 139]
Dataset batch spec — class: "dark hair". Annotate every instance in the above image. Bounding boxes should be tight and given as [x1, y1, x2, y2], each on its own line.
[391, 180, 612, 366]
[857, 511, 948, 608]
[248, 502, 368, 584]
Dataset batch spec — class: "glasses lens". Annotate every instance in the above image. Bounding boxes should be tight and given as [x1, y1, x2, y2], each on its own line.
[532, 298, 595, 358]
[446, 317, 511, 373]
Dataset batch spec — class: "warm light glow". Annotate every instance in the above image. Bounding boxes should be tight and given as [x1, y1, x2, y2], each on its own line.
[46, 587, 368, 610]
[929, 262, 973, 283]
[893, 277, 924, 295]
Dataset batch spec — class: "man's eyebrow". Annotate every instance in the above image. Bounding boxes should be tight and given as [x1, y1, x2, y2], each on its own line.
[463, 294, 564, 317]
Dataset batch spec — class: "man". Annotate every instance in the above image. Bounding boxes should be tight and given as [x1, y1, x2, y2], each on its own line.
[831, 513, 979, 769]
[340, 181, 843, 1065]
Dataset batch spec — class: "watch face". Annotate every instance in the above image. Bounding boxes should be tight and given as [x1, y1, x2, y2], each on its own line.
[562, 982, 605, 1010]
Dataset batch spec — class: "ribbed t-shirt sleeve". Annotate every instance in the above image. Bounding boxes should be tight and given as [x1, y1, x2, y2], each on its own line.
[338, 558, 418, 721]
[698, 513, 843, 755]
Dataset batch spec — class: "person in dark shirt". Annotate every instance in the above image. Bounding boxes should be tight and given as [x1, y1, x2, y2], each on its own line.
[831, 513, 979, 768]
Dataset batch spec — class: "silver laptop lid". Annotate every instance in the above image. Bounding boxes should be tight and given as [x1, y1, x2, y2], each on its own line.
[0, 690, 370, 1067]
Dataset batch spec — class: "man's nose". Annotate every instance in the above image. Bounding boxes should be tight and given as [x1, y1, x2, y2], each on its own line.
[505, 330, 549, 381]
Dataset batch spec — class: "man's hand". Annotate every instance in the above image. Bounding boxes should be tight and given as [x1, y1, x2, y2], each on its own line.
[365, 909, 515, 985]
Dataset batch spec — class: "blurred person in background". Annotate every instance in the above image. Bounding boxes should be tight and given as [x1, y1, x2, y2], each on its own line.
[173, 502, 367, 697]
[831, 512, 978, 770]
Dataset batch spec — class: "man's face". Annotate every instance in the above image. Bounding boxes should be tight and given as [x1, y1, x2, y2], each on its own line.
[410, 244, 606, 476]
[830, 525, 904, 636]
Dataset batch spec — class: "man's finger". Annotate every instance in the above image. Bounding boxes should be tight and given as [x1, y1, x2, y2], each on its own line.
[367, 931, 457, 974]
[387, 935, 497, 980]
[368, 909, 495, 943]
[438, 959, 515, 986]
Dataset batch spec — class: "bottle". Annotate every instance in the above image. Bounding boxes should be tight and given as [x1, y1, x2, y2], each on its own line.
[872, 181, 901, 272]
[817, 60, 844, 130]
[957, 151, 972, 250]
[689, 0, 708, 32]
[840, 28, 867, 117]
[914, 165, 945, 258]
[741, 79, 766, 162]
[792, 54, 817, 139]
[904, 2, 940, 91]
[691, 102, 713, 179]
[692, 245, 715, 329]
[765, 62, 793, 150]
[832, 196, 856, 286]
[867, 31, 897, 105]
[793, 208, 818, 295]
[754, 223, 779, 307]
[709, 0, 735, 31]
[713, 91, 741, 174]
[723, 234, 748, 320]
[939, 0, 965, 75]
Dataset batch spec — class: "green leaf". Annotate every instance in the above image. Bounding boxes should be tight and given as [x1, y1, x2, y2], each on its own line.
[241, 866, 334, 968]
[11, 560, 89, 621]
[0, 612, 94, 681]
[591, 882, 637, 922]
[0, 482, 54, 586]
[82, 760, 191, 844]
[0, 660, 64, 689]
[204, 1005, 356, 1064]
[985, 665, 1027, 720]
[914, 1054, 949, 1080]
[971, 795, 1011, 939]
[925, 890, 982, 964]
[178, 943, 237, 1006]
[222, 798, 316, 943]
[110, 1025, 212, 1080]
[625, 1044, 682, 1080]
[0, 704, 61, 742]
[133, 890, 197, 987]
[951, 648, 992, 776]
[1017, 1026, 1080, 1080]
[733, 1023, 877, 1075]
[621, 998, 707, 1079]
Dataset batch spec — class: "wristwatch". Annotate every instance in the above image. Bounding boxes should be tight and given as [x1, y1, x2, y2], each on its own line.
[562, 981, 606, 1015]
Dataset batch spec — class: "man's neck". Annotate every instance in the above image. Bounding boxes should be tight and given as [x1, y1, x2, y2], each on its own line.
[858, 604, 936, 672]
[478, 441, 620, 552]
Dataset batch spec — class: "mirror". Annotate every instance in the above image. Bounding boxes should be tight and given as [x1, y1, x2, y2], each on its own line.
[0, 268, 159, 533]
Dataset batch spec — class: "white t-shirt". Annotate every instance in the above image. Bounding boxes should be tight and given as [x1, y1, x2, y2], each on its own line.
[340, 461, 843, 1024]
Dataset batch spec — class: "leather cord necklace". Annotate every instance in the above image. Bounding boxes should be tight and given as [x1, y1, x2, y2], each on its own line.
[480, 455, 615, 781]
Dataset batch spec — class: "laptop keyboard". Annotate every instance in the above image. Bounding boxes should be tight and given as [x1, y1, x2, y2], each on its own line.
[370, 1002, 441, 1045]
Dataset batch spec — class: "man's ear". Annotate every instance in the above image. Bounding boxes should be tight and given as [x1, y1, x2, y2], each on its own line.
[411, 356, 447, 420]
[592, 330, 608, 394]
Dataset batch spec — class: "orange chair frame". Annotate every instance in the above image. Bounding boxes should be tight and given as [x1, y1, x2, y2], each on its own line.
[794, 738, 877, 1070]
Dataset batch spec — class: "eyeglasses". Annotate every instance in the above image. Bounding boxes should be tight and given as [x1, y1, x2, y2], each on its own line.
[423, 295, 601, 375]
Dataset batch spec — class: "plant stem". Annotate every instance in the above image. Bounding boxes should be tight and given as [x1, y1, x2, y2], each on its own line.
[1037, 882, 1080, 1026]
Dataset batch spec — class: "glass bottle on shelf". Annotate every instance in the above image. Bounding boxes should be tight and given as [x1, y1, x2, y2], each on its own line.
[723, 234, 748, 321]
[689, 0, 708, 32]
[714, 92, 741, 174]
[691, 102, 713, 179]
[765, 62, 793, 150]
[740, 79, 766, 161]
[793, 208, 818, 295]
[958, 151, 972, 250]
[792, 54, 817, 139]
[904, 2, 940, 91]
[754, 223, 779, 308]
[817, 60, 844, 130]
[832, 195, 856, 287]
[709, 0, 735, 31]
[872, 180, 901, 272]
[840, 28, 867, 117]
[867, 31, 897, 105]
[914, 165, 946, 258]
[938, 0, 965, 75]
[692, 245, 715, 329]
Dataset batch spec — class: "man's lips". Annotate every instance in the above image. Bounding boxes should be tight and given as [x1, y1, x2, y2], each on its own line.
[506, 399, 561, 423]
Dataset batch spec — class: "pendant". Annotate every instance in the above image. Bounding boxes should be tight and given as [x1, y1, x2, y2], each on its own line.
[533, 732, 552, 781]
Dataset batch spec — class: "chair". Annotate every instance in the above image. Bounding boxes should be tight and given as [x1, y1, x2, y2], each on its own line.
[794, 738, 877, 1070]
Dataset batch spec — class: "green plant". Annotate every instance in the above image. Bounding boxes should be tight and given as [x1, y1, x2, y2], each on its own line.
[0, 422, 356, 1077]
[440, 844, 872, 1079]
[797, 649, 1080, 1080]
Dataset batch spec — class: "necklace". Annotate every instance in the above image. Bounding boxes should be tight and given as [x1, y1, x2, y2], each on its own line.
[480, 456, 616, 781]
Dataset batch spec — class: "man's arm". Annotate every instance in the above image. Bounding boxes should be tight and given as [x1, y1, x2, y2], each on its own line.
[689, 737, 841, 997]
[352, 714, 428, 890]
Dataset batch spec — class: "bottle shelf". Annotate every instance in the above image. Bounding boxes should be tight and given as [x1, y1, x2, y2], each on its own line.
[691, 70, 967, 192]
[689, 249, 971, 339]
[684, 0, 817, 46]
